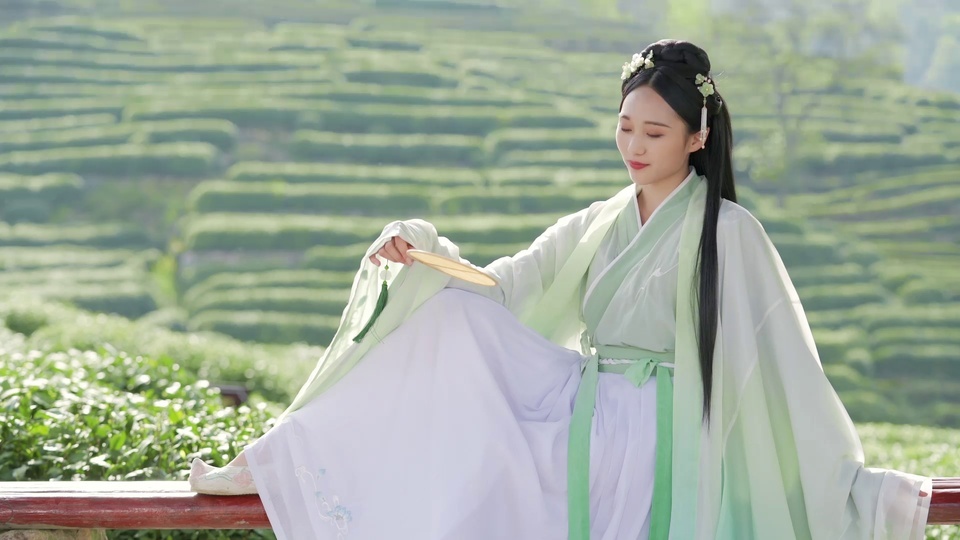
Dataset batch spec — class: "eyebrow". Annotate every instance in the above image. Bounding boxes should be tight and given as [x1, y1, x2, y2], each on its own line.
[618, 114, 672, 128]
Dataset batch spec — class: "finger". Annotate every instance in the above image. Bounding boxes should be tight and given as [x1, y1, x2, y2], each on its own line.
[382, 242, 404, 264]
[368, 254, 380, 266]
[394, 237, 414, 265]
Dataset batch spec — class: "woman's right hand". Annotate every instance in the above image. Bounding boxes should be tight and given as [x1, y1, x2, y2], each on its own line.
[369, 236, 415, 267]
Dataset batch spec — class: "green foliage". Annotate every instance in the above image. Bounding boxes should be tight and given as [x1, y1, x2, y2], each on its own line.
[0, 142, 219, 176]
[0, 246, 146, 270]
[124, 99, 315, 129]
[183, 213, 556, 251]
[0, 300, 320, 404]
[0, 344, 272, 482]
[289, 130, 485, 167]
[182, 269, 355, 306]
[0, 173, 84, 223]
[0, 114, 119, 135]
[187, 180, 431, 215]
[186, 287, 349, 317]
[795, 283, 888, 311]
[769, 234, 845, 267]
[189, 309, 340, 345]
[0, 98, 122, 120]
[788, 263, 870, 288]
[0, 332, 277, 539]
[0, 222, 150, 248]
[226, 161, 484, 187]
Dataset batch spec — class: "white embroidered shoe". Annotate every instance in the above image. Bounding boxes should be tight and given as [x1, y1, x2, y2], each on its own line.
[188, 457, 258, 495]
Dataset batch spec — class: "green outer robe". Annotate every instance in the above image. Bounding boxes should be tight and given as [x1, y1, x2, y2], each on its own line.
[272, 174, 932, 539]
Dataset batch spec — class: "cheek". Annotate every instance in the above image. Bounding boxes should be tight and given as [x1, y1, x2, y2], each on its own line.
[615, 132, 628, 154]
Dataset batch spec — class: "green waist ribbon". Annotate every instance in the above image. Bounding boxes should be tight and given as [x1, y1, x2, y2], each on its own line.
[568, 343, 675, 539]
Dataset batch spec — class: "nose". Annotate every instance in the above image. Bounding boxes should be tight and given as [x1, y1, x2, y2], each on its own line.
[627, 134, 645, 157]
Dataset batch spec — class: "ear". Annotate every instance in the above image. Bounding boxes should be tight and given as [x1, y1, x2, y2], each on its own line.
[687, 127, 710, 152]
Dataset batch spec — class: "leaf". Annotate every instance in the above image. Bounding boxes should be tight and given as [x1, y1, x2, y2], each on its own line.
[109, 432, 127, 451]
[89, 454, 111, 469]
[12, 465, 28, 481]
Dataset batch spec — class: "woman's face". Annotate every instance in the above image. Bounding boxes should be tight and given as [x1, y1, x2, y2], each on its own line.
[616, 85, 704, 188]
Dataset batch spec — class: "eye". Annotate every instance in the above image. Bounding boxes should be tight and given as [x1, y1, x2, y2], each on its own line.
[646, 133, 663, 139]
[619, 127, 632, 133]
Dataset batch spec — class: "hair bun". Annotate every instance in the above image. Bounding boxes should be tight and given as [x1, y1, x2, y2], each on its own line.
[643, 39, 711, 79]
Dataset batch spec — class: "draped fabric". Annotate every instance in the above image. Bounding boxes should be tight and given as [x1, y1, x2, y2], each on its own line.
[267, 168, 931, 539]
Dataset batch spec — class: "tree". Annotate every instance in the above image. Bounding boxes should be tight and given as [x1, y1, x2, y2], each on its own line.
[708, 0, 903, 205]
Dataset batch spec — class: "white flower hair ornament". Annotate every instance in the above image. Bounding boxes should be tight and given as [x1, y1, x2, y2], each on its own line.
[621, 50, 655, 81]
[695, 73, 716, 147]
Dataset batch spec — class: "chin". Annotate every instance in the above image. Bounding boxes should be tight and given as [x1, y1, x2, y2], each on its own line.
[628, 169, 656, 185]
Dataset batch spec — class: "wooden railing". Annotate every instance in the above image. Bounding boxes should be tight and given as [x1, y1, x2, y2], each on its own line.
[1, 479, 958, 533]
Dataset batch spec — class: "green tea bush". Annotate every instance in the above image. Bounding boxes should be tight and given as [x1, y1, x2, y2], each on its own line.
[321, 83, 547, 108]
[0, 335, 277, 539]
[839, 390, 908, 423]
[788, 263, 870, 289]
[342, 68, 457, 88]
[0, 124, 134, 152]
[497, 149, 623, 169]
[435, 187, 597, 215]
[769, 233, 844, 267]
[25, 282, 160, 319]
[289, 130, 485, 167]
[177, 256, 324, 290]
[124, 99, 308, 129]
[0, 346, 272, 483]
[182, 270, 355, 306]
[796, 142, 953, 175]
[0, 246, 147, 270]
[301, 242, 369, 272]
[0, 173, 84, 223]
[187, 180, 430, 215]
[298, 103, 502, 135]
[189, 309, 340, 345]
[0, 222, 150, 248]
[811, 327, 866, 364]
[898, 278, 957, 304]
[861, 304, 960, 333]
[873, 344, 960, 379]
[484, 128, 613, 158]
[185, 213, 556, 251]
[0, 143, 219, 177]
[795, 283, 888, 311]
[139, 119, 239, 151]
[297, 103, 572, 136]
[0, 97, 122, 120]
[0, 300, 320, 404]
[487, 167, 625, 187]
[0, 113, 118, 133]
[183, 213, 379, 250]
[186, 287, 349, 317]
[226, 161, 483, 187]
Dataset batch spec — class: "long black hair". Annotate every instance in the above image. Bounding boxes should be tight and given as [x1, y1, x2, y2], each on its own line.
[619, 39, 737, 425]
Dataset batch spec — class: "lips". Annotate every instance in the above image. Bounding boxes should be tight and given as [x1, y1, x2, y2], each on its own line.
[628, 161, 649, 170]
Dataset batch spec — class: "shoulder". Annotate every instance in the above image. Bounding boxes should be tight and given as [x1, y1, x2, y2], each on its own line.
[715, 199, 775, 263]
[717, 198, 767, 239]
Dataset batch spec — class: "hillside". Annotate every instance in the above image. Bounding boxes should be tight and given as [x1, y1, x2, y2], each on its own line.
[0, 0, 957, 431]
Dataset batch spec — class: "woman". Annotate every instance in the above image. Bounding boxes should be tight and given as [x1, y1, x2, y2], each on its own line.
[189, 39, 932, 539]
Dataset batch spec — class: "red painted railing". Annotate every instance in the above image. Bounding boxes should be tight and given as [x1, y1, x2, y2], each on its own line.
[0, 479, 958, 530]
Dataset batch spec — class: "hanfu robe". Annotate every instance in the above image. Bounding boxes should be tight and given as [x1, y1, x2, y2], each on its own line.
[244, 167, 932, 539]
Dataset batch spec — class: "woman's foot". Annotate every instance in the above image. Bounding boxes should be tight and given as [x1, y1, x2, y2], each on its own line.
[188, 457, 258, 495]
